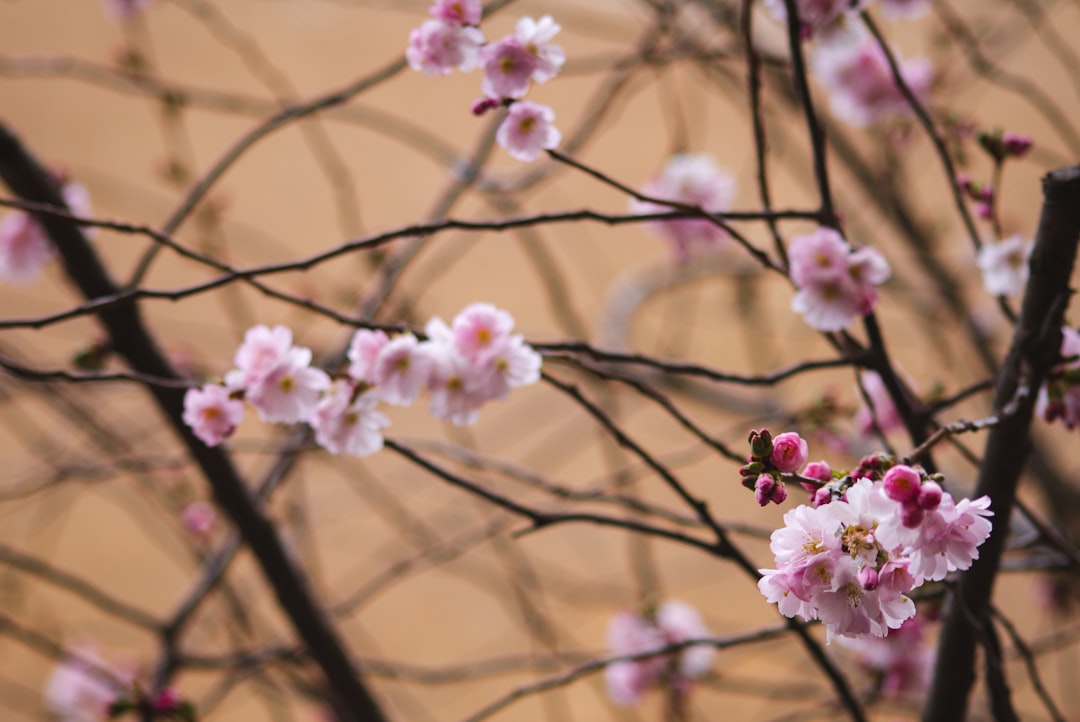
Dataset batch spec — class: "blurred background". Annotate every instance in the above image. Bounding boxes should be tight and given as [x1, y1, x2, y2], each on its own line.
[1, 0, 1079, 720]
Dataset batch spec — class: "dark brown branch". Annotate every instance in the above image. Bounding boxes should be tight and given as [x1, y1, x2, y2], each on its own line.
[0, 122, 387, 722]
[922, 166, 1080, 722]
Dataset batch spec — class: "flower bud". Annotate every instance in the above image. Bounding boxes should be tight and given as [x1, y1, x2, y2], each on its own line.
[770, 432, 808, 473]
[739, 461, 765, 477]
[917, 481, 943, 511]
[1002, 131, 1032, 158]
[802, 460, 833, 483]
[858, 566, 879, 591]
[882, 464, 921, 503]
[901, 504, 925, 529]
[748, 428, 773, 459]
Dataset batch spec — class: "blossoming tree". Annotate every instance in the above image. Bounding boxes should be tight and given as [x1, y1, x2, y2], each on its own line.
[0, 1, 1079, 721]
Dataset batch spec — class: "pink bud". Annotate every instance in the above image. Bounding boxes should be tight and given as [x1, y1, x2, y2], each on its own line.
[882, 464, 921, 503]
[901, 505, 925, 529]
[153, 688, 182, 713]
[754, 475, 775, 506]
[471, 96, 499, 116]
[975, 202, 993, 220]
[956, 173, 973, 192]
[812, 486, 833, 508]
[917, 481, 942, 510]
[858, 566, 879, 591]
[1002, 131, 1032, 158]
[770, 432, 808, 473]
[803, 460, 833, 483]
[180, 501, 217, 539]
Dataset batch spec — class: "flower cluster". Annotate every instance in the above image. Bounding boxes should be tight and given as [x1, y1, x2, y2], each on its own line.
[406, 2, 564, 161]
[1037, 326, 1080, 430]
[182, 303, 542, 454]
[0, 179, 91, 285]
[755, 450, 993, 641]
[787, 227, 890, 332]
[605, 601, 714, 707]
[811, 35, 933, 128]
[739, 429, 811, 506]
[630, 154, 738, 262]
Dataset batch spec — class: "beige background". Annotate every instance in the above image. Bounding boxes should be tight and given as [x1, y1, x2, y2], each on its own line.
[0, 0, 1079, 720]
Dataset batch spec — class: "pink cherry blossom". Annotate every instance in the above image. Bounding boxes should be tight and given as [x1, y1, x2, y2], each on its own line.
[347, 328, 390, 385]
[451, 302, 515, 363]
[310, 381, 389, 457]
[495, 101, 561, 161]
[228, 324, 294, 389]
[407, 18, 485, 76]
[182, 384, 244, 447]
[480, 38, 539, 99]
[44, 640, 128, 722]
[977, 234, 1032, 297]
[0, 209, 55, 284]
[604, 601, 713, 706]
[787, 228, 890, 332]
[425, 344, 486, 426]
[631, 154, 737, 261]
[855, 370, 905, 437]
[475, 334, 542, 401]
[604, 610, 668, 706]
[246, 346, 331, 424]
[771, 431, 809, 473]
[513, 15, 565, 84]
[371, 333, 434, 406]
[812, 35, 934, 127]
[428, 0, 482, 25]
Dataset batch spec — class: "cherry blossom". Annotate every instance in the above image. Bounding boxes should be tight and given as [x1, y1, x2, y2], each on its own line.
[227, 324, 294, 389]
[0, 208, 55, 284]
[309, 381, 389, 457]
[480, 38, 539, 99]
[428, 0, 482, 26]
[977, 234, 1032, 297]
[838, 616, 934, 699]
[631, 154, 737, 261]
[812, 35, 933, 127]
[495, 101, 561, 161]
[605, 601, 714, 707]
[370, 333, 434, 406]
[513, 15, 565, 84]
[44, 641, 129, 722]
[788, 227, 890, 331]
[407, 18, 485, 76]
[182, 384, 244, 447]
[245, 346, 331, 424]
[347, 329, 390, 385]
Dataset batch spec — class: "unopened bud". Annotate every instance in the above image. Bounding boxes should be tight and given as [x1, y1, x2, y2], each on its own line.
[748, 428, 773, 459]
